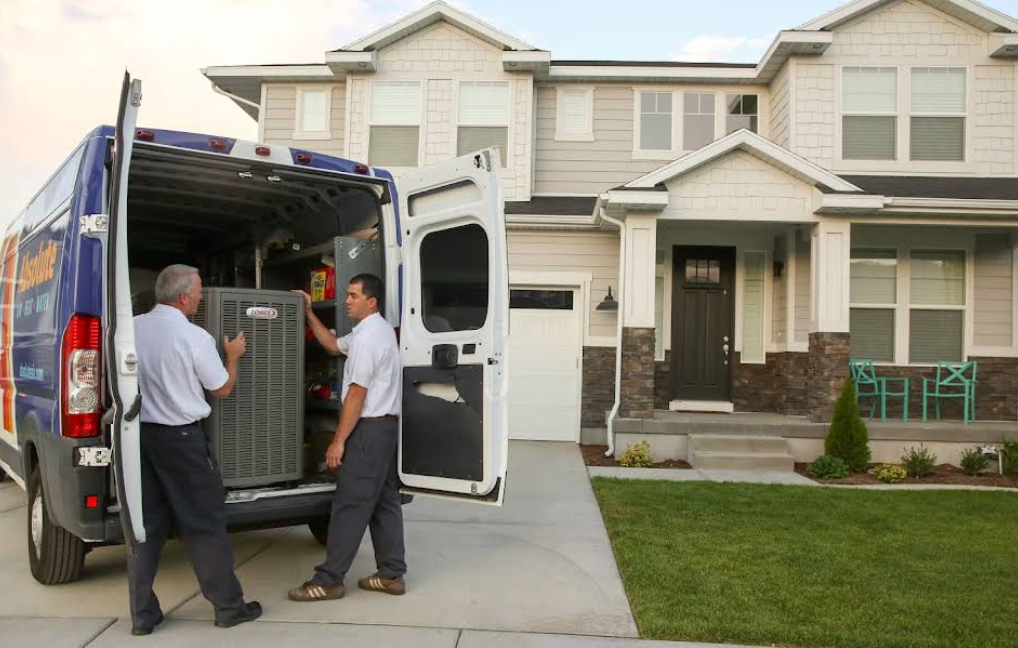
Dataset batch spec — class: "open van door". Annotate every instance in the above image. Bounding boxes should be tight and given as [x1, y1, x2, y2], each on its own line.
[106, 72, 145, 545]
[397, 149, 509, 505]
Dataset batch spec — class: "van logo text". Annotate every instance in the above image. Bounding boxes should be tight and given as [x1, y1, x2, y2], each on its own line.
[246, 307, 278, 320]
[18, 241, 58, 294]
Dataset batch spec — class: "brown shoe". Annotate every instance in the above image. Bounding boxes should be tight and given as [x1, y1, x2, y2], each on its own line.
[358, 573, 406, 596]
[288, 580, 345, 602]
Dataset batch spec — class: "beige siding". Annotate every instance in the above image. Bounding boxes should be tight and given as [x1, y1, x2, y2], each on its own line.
[972, 66, 1016, 175]
[261, 84, 346, 155]
[974, 233, 1014, 347]
[508, 231, 619, 342]
[534, 85, 661, 195]
[771, 63, 791, 150]
[660, 150, 814, 221]
[795, 235, 811, 343]
[791, 63, 835, 168]
[772, 234, 787, 344]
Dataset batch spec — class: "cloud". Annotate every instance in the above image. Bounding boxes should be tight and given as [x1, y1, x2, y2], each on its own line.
[0, 0, 381, 223]
[671, 34, 774, 63]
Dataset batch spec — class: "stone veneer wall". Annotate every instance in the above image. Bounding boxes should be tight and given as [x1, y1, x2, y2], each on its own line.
[807, 332, 851, 422]
[582, 346, 616, 427]
[620, 327, 656, 419]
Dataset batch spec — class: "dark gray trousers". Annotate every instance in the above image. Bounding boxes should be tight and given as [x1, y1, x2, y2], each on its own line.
[126, 422, 245, 628]
[313, 417, 406, 587]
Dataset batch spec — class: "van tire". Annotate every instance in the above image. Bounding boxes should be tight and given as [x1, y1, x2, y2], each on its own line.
[308, 517, 329, 547]
[27, 466, 85, 585]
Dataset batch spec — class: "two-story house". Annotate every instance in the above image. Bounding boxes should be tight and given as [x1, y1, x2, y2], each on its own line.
[203, 0, 1018, 458]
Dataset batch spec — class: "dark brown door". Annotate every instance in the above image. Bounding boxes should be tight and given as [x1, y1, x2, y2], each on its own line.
[671, 246, 735, 401]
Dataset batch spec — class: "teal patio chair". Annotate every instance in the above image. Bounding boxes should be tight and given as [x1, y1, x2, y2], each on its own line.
[922, 361, 977, 425]
[849, 358, 909, 422]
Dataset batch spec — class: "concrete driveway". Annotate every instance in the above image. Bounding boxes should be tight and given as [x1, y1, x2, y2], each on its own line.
[0, 441, 637, 641]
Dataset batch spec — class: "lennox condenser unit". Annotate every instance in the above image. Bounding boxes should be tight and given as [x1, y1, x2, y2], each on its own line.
[192, 288, 305, 488]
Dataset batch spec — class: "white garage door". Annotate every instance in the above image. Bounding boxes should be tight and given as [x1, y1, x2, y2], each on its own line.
[508, 288, 581, 442]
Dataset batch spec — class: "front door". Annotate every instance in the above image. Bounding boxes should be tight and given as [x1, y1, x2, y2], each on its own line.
[670, 246, 734, 402]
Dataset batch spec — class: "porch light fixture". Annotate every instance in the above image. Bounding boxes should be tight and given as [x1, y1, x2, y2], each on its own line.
[596, 286, 618, 311]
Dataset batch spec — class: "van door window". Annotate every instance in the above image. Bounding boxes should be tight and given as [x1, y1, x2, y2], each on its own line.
[420, 224, 488, 333]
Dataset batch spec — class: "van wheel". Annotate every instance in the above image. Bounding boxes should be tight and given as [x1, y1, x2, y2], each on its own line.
[27, 466, 85, 585]
[308, 518, 329, 547]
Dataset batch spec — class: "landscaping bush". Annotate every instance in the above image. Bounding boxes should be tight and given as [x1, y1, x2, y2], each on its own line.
[807, 455, 849, 479]
[960, 447, 989, 476]
[824, 379, 871, 472]
[619, 441, 653, 468]
[1001, 440, 1018, 476]
[901, 445, 938, 478]
[875, 464, 907, 483]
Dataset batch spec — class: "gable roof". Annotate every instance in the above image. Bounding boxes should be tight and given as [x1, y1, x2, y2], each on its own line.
[622, 129, 862, 193]
[797, 0, 1018, 33]
[334, 1, 539, 52]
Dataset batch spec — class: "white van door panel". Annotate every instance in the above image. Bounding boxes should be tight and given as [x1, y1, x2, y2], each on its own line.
[397, 149, 509, 505]
[107, 72, 145, 545]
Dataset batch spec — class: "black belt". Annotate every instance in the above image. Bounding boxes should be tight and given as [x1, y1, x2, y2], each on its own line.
[363, 415, 397, 422]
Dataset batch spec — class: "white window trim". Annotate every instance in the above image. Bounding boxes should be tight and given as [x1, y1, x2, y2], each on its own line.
[555, 86, 594, 142]
[453, 80, 514, 170]
[632, 87, 680, 160]
[724, 92, 761, 137]
[837, 66, 899, 163]
[293, 85, 333, 141]
[908, 66, 968, 163]
[365, 79, 424, 170]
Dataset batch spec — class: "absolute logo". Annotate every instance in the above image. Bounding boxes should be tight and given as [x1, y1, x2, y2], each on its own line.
[18, 241, 58, 294]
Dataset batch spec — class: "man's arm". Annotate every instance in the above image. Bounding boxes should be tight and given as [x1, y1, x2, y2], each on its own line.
[325, 384, 367, 469]
[294, 290, 342, 356]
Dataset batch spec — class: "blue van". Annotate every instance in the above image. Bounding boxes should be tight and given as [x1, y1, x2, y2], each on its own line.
[0, 73, 509, 584]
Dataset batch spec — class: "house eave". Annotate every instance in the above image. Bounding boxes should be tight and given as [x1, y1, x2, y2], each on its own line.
[325, 51, 378, 74]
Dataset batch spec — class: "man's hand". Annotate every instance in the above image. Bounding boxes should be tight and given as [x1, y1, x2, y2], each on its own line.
[223, 331, 247, 361]
[292, 290, 313, 313]
[325, 440, 345, 470]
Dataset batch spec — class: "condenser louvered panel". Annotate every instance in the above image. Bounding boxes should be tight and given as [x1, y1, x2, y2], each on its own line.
[194, 288, 304, 487]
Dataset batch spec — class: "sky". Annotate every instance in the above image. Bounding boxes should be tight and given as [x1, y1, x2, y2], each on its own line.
[2, 0, 1018, 225]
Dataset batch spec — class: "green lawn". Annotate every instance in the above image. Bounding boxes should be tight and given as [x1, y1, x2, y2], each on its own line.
[591, 479, 1018, 648]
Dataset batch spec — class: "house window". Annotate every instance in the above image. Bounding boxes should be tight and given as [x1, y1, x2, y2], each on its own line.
[683, 93, 716, 150]
[555, 87, 594, 141]
[369, 81, 421, 167]
[910, 68, 965, 161]
[850, 249, 897, 363]
[742, 252, 766, 363]
[294, 87, 331, 139]
[639, 91, 673, 151]
[909, 250, 965, 364]
[726, 94, 758, 135]
[458, 81, 510, 167]
[842, 67, 897, 160]
[685, 259, 720, 285]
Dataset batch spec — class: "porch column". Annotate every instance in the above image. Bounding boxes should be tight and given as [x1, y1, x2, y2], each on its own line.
[619, 215, 657, 419]
[808, 218, 852, 422]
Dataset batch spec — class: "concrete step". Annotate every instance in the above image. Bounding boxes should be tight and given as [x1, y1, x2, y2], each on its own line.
[689, 434, 790, 454]
[692, 451, 795, 472]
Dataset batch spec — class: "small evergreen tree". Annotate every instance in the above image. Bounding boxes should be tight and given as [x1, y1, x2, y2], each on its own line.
[824, 379, 871, 472]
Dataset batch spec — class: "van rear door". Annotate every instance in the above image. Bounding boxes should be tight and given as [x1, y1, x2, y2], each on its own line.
[106, 72, 145, 545]
[397, 149, 509, 505]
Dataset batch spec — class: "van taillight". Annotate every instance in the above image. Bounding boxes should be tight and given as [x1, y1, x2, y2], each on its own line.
[135, 129, 155, 142]
[353, 163, 370, 174]
[62, 314, 102, 439]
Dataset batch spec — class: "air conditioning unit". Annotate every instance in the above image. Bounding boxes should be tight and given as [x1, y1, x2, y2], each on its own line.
[192, 288, 304, 488]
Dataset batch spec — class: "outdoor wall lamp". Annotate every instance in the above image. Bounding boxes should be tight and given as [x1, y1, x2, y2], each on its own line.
[597, 286, 619, 311]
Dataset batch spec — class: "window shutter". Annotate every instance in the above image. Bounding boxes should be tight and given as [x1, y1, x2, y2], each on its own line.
[371, 82, 420, 124]
[843, 116, 896, 160]
[850, 309, 895, 362]
[559, 90, 589, 134]
[909, 310, 963, 363]
[910, 117, 964, 161]
[843, 67, 897, 112]
[300, 90, 327, 132]
[912, 68, 965, 113]
[459, 82, 510, 125]
[369, 126, 420, 167]
[742, 253, 765, 363]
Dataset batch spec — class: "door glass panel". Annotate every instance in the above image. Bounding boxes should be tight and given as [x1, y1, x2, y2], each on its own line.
[420, 224, 489, 332]
[509, 289, 573, 310]
[685, 259, 721, 285]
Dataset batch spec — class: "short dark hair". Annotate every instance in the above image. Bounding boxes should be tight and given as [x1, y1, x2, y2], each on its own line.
[350, 273, 384, 306]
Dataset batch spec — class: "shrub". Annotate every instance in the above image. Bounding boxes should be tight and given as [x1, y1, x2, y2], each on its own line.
[960, 447, 990, 476]
[901, 445, 938, 478]
[1001, 440, 1018, 476]
[875, 464, 907, 484]
[807, 455, 849, 479]
[824, 379, 871, 472]
[619, 441, 653, 468]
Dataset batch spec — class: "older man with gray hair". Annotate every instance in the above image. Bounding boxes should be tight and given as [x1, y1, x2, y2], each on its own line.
[127, 264, 261, 636]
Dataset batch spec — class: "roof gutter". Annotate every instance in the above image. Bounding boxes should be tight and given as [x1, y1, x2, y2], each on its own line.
[211, 83, 261, 112]
[597, 200, 625, 458]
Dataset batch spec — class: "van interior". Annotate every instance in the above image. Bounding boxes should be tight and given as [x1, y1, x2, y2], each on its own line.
[123, 144, 388, 495]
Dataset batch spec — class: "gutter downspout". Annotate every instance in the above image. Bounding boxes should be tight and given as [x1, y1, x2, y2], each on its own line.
[211, 83, 262, 112]
[599, 205, 625, 458]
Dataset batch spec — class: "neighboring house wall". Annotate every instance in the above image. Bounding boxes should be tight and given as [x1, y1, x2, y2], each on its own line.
[974, 233, 1015, 348]
[344, 21, 534, 200]
[507, 230, 619, 343]
[786, 0, 1016, 174]
[261, 83, 346, 155]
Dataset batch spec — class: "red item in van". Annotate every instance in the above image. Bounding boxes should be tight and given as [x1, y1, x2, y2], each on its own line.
[310, 266, 335, 301]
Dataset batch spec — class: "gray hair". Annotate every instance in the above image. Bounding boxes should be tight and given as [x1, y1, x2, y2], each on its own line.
[154, 264, 199, 304]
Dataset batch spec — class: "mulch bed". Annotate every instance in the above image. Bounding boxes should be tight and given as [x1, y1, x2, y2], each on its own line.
[581, 444, 692, 469]
[794, 462, 1018, 488]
